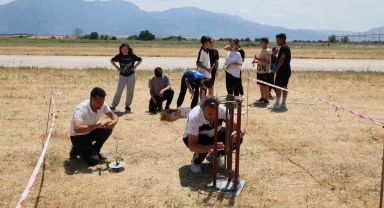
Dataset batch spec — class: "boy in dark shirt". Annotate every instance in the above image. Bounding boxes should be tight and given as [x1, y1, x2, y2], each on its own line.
[269, 34, 291, 110]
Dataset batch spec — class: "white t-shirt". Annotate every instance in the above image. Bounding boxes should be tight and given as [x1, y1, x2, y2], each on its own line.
[182, 105, 227, 138]
[69, 99, 111, 136]
[257, 48, 271, 74]
[225, 51, 242, 78]
[196, 47, 211, 78]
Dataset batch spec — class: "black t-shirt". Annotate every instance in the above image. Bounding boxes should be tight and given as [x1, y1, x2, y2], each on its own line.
[277, 44, 291, 71]
[208, 49, 219, 70]
[111, 53, 142, 76]
[238, 49, 245, 60]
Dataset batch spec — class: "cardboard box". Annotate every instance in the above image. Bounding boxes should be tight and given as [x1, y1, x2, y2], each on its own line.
[160, 109, 181, 122]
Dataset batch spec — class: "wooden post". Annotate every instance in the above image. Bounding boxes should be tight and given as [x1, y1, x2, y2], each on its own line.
[234, 100, 242, 190]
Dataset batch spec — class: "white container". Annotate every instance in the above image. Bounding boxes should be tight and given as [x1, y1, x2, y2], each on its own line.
[178, 106, 191, 118]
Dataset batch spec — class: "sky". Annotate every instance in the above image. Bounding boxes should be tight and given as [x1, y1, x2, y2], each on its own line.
[0, 0, 383, 32]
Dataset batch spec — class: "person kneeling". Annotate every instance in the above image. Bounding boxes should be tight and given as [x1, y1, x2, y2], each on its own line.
[69, 87, 118, 166]
[148, 67, 174, 114]
[182, 96, 243, 173]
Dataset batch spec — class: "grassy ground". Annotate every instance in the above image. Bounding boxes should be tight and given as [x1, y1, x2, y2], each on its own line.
[1, 37, 384, 59]
[1, 68, 384, 207]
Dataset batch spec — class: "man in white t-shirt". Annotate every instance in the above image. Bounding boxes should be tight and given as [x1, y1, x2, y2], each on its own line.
[252, 37, 271, 104]
[182, 96, 243, 173]
[196, 36, 214, 102]
[69, 87, 118, 165]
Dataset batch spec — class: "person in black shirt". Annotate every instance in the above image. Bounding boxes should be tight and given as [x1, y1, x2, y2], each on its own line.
[209, 39, 219, 93]
[269, 34, 291, 110]
[110, 43, 143, 113]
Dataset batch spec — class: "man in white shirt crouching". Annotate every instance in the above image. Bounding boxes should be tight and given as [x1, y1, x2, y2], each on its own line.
[182, 96, 243, 173]
[69, 87, 118, 166]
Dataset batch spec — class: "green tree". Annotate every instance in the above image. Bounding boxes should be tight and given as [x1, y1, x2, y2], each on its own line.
[127, 35, 139, 40]
[111, 36, 117, 40]
[328, 35, 337, 43]
[139, 30, 155, 41]
[104, 35, 109, 40]
[100, 34, 104, 40]
[341, 36, 349, 43]
[244, 37, 251, 42]
[89, 32, 99, 40]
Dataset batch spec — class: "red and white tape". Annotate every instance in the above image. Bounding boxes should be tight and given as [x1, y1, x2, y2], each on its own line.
[16, 92, 61, 208]
[249, 77, 384, 127]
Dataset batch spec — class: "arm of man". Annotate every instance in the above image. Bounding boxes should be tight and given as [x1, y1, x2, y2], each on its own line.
[274, 53, 286, 73]
[73, 120, 104, 134]
[185, 78, 194, 95]
[150, 88, 157, 104]
[104, 111, 118, 128]
[196, 62, 212, 73]
[159, 84, 171, 97]
[187, 134, 224, 153]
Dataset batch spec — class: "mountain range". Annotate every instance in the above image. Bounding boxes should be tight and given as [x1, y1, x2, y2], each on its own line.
[0, 0, 382, 40]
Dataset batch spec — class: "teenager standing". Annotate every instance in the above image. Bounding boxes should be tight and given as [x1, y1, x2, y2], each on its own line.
[110, 43, 143, 113]
[224, 39, 243, 96]
[269, 34, 291, 110]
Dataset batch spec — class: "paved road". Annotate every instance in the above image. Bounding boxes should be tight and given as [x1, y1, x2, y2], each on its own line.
[0, 55, 383, 71]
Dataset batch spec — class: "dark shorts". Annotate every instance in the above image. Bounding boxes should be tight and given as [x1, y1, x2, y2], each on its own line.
[257, 73, 270, 86]
[275, 70, 291, 87]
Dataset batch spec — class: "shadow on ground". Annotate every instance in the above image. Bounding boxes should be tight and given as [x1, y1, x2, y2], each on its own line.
[63, 158, 110, 175]
[179, 165, 236, 206]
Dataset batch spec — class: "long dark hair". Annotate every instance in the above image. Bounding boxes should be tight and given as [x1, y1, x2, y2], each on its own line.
[119, 43, 133, 55]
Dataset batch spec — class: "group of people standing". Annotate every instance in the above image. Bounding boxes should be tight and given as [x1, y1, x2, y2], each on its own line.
[252, 33, 292, 110]
[68, 33, 292, 169]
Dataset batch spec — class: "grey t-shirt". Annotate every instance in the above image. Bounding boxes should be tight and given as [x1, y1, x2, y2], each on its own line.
[148, 74, 171, 96]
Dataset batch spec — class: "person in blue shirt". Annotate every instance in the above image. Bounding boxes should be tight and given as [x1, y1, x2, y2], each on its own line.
[269, 47, 278, 98]
[176, 70, 213, 108]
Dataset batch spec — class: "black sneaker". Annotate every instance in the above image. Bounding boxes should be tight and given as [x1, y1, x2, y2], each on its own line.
[125, 106, 131, 113]
[69, 146, 77, 159]
[254, 98, 264, 104]
[165, 106, 170, 110]
[262, 99, 270, 104]
[110, 106, 116, 111]
[98, 153, 107, 160]
[157, 106, 163, 112]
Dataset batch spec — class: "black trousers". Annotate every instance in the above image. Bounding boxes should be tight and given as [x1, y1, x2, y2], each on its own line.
[149, 89, 174, 112]
[239, 71, 244, 95]
[183, 127, 243, 165]
[225, 72, 242, 96]
[177, 76, 200, 108]
[211, 67, 217, 85]
[70, 128, 112, 166]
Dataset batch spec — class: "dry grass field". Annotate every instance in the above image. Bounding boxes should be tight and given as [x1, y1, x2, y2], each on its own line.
[1, 68, 384, 207]
[1, 37, 384, 59]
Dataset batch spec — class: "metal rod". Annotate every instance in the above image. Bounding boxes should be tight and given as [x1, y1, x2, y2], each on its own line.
[227, 95, 234, 181]
[235, 100, 242, 190]
[212, 100, 219, 188]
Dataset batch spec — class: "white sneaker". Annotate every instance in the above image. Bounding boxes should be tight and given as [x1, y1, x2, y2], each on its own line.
[206, 152, 225, 169]
[268, 104, 281, 110]
[190, 164, 201, 173]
